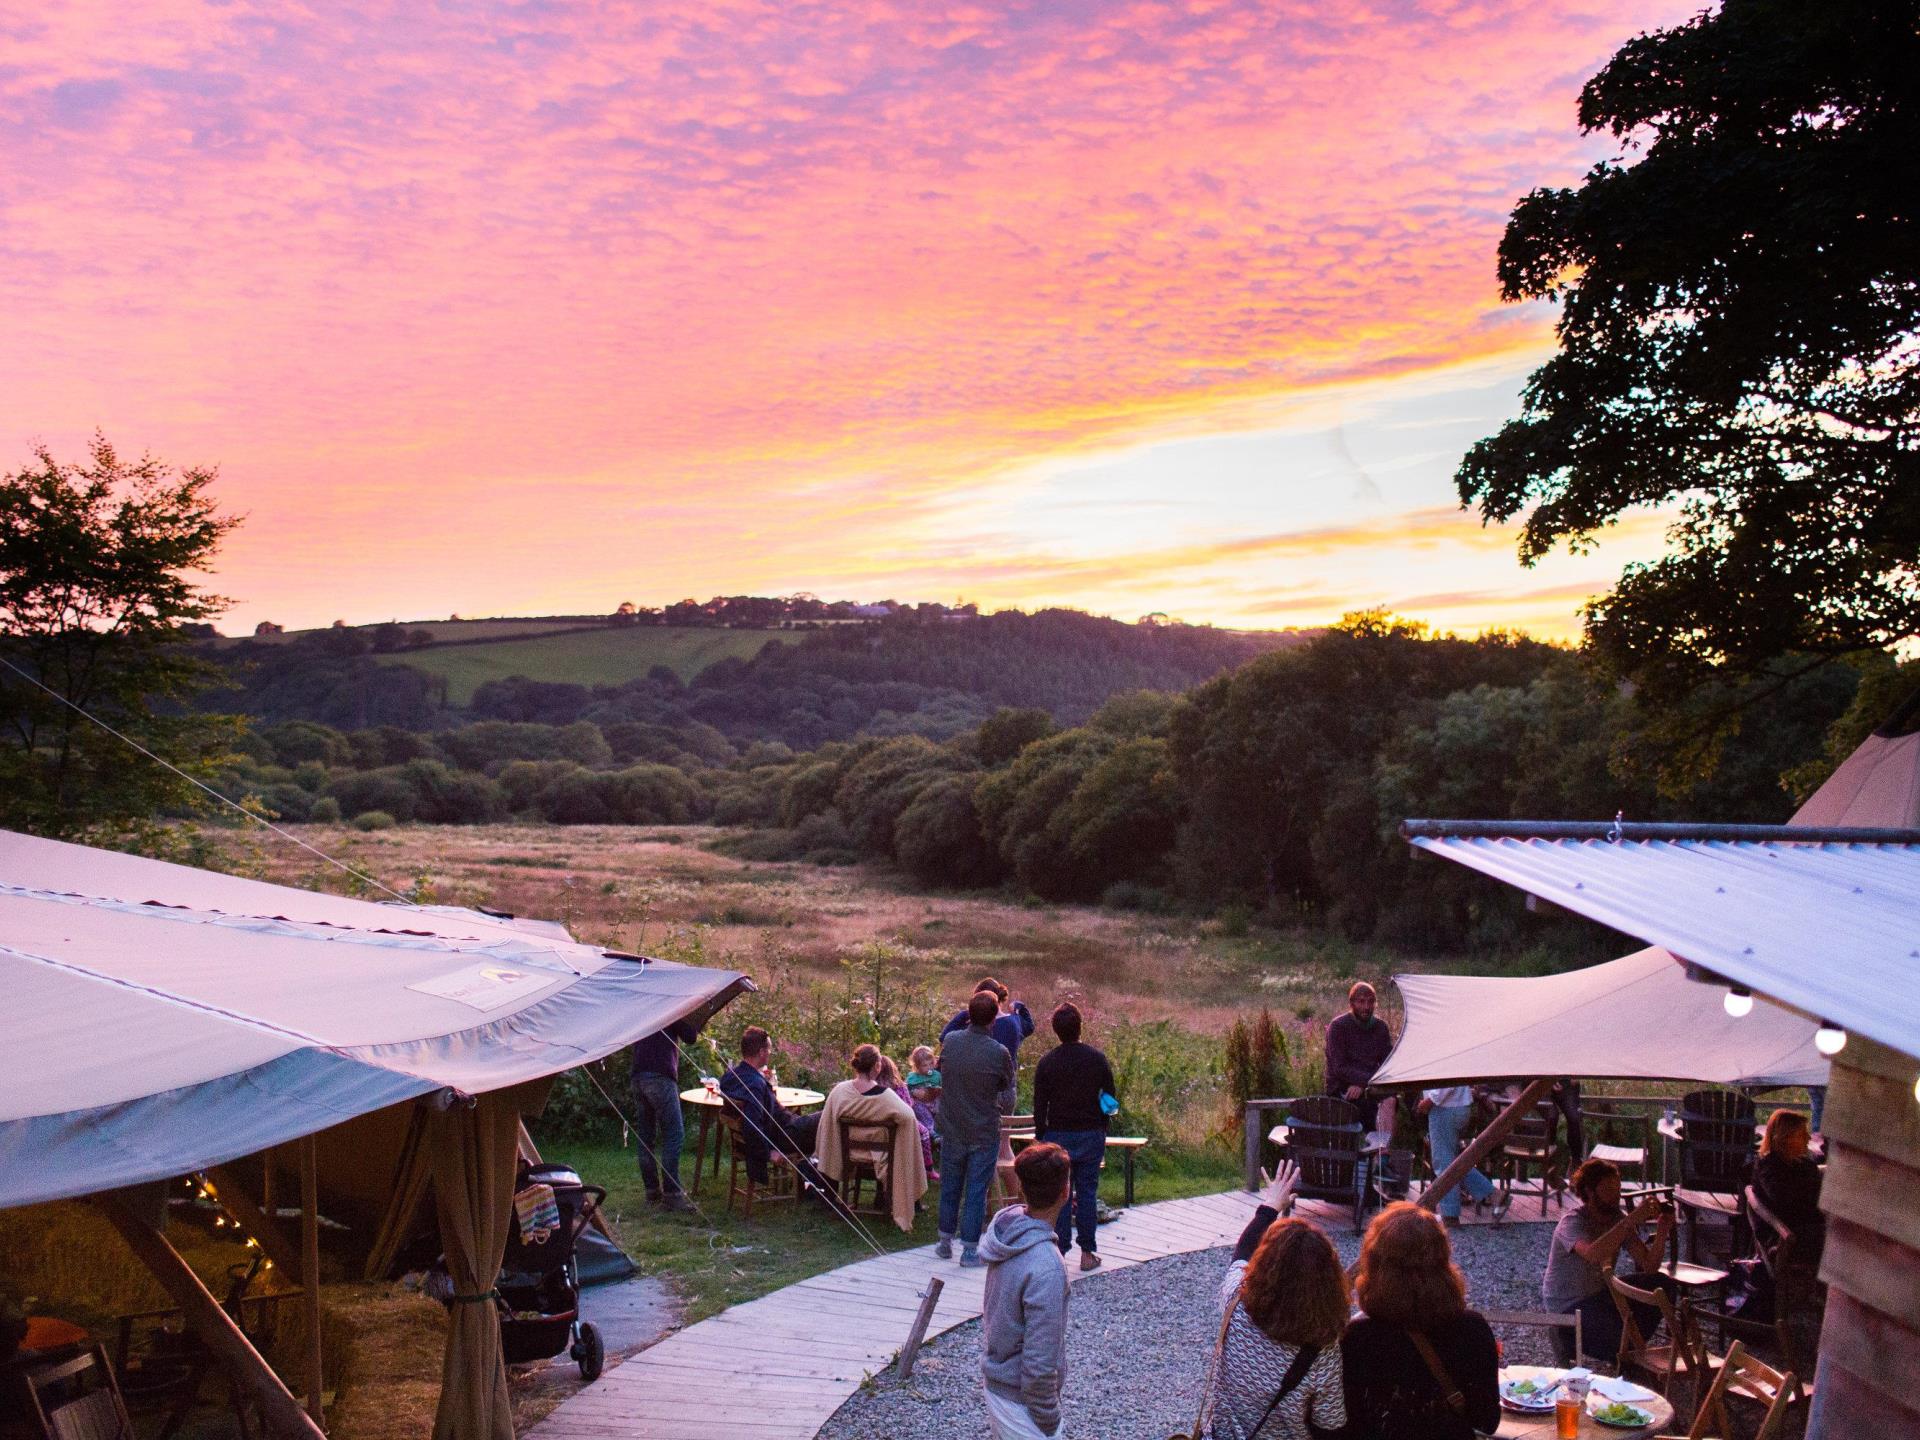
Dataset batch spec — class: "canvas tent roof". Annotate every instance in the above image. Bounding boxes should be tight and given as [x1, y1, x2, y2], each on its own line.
[1402, 832, 1920, 1062]
[1374, 943, 1828, 1088]
[0, 828, 748, 1209]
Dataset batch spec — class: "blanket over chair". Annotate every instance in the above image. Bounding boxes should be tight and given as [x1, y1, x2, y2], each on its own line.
[814, 1079, 927, 1231]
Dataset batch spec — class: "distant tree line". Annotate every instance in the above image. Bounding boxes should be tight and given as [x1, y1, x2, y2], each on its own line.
[211, 612, 1904, 953]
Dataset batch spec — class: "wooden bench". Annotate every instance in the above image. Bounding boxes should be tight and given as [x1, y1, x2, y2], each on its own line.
[1003, 1132, 1150, 1206]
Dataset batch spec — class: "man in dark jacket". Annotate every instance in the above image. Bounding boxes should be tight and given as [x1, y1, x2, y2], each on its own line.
[1032, 1003, 1117, 1271]
[937, 990, 1016, 1266]
[1325, 980, 1397, 1138]
[630, 1015, 701, 1210]
[718, 1027, 824, 1191]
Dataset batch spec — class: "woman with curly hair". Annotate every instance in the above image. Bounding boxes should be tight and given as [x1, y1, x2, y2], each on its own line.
[1204, 1162, 1349, 1439]
[1341, 1202, 1498, 1440]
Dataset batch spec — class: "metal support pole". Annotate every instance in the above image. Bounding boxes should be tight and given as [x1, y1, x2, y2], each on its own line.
[300, 1136, 324, 1429]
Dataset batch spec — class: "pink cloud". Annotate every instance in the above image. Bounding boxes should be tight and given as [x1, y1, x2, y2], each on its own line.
[0, 1, 1699, 628]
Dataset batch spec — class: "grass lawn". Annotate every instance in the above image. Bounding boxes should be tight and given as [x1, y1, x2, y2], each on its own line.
[543, 1135, 1240, 1324]
[372, 626, 801, 703]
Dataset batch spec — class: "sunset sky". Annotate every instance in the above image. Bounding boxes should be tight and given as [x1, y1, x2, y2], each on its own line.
[2, 0, 1700, 637]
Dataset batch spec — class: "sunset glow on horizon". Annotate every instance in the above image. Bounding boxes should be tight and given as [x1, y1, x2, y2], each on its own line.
[1, 0, 1700, 638]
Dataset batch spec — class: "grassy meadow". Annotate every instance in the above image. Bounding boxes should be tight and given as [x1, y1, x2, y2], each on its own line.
[369, 627, 802, 703]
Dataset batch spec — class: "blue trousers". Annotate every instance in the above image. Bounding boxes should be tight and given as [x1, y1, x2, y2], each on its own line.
[1044, 1129, 1106, 1254]
[938, 1141, 997, 1246]
[631, 1070, 686, 1197]
[1427, 1103, 1494, 1220]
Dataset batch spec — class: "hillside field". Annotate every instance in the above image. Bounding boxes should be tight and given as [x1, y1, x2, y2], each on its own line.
[371, 625, 803, 702]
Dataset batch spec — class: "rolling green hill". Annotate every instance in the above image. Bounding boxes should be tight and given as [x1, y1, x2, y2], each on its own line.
[373, 626, 801, 704]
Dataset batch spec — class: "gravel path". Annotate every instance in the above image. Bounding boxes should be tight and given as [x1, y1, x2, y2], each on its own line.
[818, 1223, 1557, 1440]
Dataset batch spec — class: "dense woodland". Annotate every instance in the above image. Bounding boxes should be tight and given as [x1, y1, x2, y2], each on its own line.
[207, 609, 1912, 955]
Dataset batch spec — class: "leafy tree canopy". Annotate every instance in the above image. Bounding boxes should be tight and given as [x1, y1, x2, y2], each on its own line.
[0, 436, 241, 838]
[1458, 0, 1920, 697]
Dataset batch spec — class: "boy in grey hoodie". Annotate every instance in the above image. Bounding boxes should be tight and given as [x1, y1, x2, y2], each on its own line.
[979, 1143, 1073, 1438]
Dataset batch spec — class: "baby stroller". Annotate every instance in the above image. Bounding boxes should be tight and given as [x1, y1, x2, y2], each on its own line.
[496, 1162, 607, 1382]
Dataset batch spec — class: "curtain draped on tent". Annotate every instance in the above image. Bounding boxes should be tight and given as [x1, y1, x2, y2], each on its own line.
[428, 1089, 528, 1440]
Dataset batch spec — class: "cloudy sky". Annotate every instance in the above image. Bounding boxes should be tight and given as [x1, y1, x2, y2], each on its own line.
[2, 0, 1696, 635]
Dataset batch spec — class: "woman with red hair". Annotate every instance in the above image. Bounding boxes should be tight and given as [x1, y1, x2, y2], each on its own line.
[1340, 1202, 1499, 1440]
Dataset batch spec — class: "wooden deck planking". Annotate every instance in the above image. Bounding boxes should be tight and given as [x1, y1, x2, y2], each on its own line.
[528, 1189, 1260, 1440]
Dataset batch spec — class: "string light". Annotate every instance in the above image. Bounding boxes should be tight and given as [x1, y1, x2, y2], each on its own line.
[1815, 1023, 1848, 1057]
[1723, 986, 1753, 1018]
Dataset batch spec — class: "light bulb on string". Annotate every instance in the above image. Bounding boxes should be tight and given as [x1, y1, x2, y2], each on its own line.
[1723, 987, 1753, 1018]
[1815, 1022, 1847, 1057]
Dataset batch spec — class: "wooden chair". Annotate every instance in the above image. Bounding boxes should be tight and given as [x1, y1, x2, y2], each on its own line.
[834, 1115, 901, 1218]
[22, 1345, 135, 1440]
[720, 1101, 797, 1218]
[1483, 1308, 1586, 1367]
[990, 1114, 1034, 1213]
[1497, 1099, 1566, 1217]
[1608, 1271, 1716, 1400]
[1583, 1098, 1654, 1190]
[1676, 1090, 1755, 1261]
[1656, 1340, 1798, 1440]
[1712, 1185, 1821, 1388]
[1279, 1096, 1367, 1232]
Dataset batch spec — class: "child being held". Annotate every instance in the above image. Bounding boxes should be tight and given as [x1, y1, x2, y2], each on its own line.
[906, 1045, 942, 1105]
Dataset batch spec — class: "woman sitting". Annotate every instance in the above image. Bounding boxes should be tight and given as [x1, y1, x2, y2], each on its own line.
[1342, 1202, 1500, 1440]
[1753, 1108, 1823, 1262]
[814, 1043, 927, 1231]
[1205, 1162, 1349, 1439]
[1541, 1157, 1676, 1365]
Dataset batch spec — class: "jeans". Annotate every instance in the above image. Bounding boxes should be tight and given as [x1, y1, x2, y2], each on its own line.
[631, 1071, 686, 1197]
[1426, 1104, 1494, 1220]
[938, 1141, 998, 1246]
[1043, 1129, 1106, 1254]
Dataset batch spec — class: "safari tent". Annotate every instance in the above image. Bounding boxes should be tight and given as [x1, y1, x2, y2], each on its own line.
[0, 828, 749, 1440]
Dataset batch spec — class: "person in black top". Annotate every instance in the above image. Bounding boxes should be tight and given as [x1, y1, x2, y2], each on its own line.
[1032, 1003, 1117, 1271]
[718, 1027, 829, 1198]
[1752, 1108, 1824, 1279]
[1341, 1202, 1500, 1440]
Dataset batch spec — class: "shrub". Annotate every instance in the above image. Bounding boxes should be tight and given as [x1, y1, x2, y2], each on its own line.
[309, 796, 342, 823]
[894, 774, 999, 887]
[352, 809, 397, 831]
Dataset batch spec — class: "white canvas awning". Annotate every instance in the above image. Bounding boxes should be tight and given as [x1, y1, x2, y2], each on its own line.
[1374, 944, 1828, 1088]
[0, 828, 748, 1209]
[1402, 832, 1920, 1062]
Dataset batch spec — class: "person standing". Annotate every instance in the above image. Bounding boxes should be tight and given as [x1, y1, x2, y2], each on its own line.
[979, 1144, 1073, 1439]
[1416, 1086, 1502, 1227]
[1324, 981, 1397, 1139]
[1032, 1003, 1117, 1272]
[943, 976, 1038, 1063]
[629, 1015, 700, 1211]
[937, 990, 1016, 1266]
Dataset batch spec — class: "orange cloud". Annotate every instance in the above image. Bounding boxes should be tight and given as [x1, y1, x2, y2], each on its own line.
[0, 1, 1701, 630]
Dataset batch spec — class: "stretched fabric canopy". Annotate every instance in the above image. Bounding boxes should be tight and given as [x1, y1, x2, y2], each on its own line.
[1374, 944, 1827, 1088]
[0, 828, 748, 1209]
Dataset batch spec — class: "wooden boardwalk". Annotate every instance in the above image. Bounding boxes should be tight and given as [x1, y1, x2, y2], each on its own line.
[528, 1188, 1263, 1440]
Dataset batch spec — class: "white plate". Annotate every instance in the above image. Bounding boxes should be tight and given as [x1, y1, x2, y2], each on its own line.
[1589, 1401, 1654, 1429]
[1499, 1381, 1557, 1413]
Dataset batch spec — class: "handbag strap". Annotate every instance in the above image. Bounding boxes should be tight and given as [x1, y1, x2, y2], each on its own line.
[1407, 1330, 1467, 1415]
[1190, 1291, 1240, 1437]
[1246, 1343, 1320, 1439]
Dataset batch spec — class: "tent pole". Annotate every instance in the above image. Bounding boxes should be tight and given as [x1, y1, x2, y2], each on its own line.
[95, 1195, 325, 1440]
[1419, 1077, 1556, 1215]
[300, 1136, 324, 1428]
[206, 1164, 305, 1285]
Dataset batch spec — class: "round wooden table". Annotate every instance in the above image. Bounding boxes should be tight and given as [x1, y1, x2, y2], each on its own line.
[1494, 1367, 1674, 1439]
[680, 1084, 825, 1195]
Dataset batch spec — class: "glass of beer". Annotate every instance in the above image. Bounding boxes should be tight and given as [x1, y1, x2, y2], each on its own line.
[1554, 1393, 1581, 1439]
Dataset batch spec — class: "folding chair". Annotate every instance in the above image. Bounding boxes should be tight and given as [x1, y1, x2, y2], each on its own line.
[1609, 1271, 1719, 1405]
[1497, 1098, 1566, 1217]
[1656, 1340, 1798, 1440]
[22, 1344, 135, 1440]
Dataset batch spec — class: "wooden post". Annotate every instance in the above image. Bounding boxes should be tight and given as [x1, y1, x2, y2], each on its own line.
[899, 1277, 944, 1379]
[1419, 1077, 1556, 1214]
[206, 1165, 305, 1285]
[300, 1136, 324, 1429]
[95, 1195, 326, 1440]
[1243, 1098, 1294, 1191]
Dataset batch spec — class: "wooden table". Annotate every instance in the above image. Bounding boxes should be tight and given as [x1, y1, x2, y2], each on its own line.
[1494, 1367, 1673, 1439]
[680, 1084, 825, 1195]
